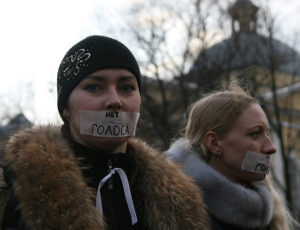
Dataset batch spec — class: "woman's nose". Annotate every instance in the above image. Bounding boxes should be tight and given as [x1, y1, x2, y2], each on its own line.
[104, 88, 122, 110]
[262, 136, 277, 155]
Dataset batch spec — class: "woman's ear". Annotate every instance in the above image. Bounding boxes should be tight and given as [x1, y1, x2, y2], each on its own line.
[204, 131, 222, 155]
[63, 109, 70, 121]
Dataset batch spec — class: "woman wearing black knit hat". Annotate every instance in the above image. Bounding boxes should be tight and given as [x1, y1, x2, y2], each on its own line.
[0, 35, 209, 229]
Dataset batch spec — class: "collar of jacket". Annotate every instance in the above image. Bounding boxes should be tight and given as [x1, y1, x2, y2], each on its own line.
[166, 138, 274, 229]
[2, 126, 209, 230]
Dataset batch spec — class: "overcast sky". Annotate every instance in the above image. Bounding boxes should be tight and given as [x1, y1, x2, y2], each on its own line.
[0, 0, 300, 125]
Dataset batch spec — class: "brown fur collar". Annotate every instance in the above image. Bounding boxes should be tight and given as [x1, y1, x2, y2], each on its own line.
[2, 126, 209, 229]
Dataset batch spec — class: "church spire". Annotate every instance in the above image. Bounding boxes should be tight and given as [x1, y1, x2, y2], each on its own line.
[228, 0, 259, 34]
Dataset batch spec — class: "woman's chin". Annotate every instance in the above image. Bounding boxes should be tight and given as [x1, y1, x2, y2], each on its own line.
[247, 172, 267, 182]
[82, 135, 129, 153]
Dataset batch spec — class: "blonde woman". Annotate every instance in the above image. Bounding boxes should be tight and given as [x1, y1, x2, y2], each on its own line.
[166, 84, 293, 230]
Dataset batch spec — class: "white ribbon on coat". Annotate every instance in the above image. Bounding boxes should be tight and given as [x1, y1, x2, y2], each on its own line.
[96, 168, 138, 225]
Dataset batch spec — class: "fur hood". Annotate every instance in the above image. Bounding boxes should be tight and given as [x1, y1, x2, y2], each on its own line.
[1, 126, 209, 229]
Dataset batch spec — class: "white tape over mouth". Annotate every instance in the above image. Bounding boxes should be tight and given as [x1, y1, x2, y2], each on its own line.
[80, 110, 140, 138]
[241, 151, 270, 174]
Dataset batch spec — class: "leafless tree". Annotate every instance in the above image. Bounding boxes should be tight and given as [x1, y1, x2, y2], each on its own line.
[126, 0, 222, 148]
[124, 0, 300, 219]
[0, 81, 35, 126]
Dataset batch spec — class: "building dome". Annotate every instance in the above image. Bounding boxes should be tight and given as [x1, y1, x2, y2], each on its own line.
[191, 32, 300, 76]
[190, 0, 300, 79]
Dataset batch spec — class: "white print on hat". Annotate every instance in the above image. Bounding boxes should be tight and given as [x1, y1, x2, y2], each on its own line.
[80, 110, 140, 138]
[241, 151, 270, 174]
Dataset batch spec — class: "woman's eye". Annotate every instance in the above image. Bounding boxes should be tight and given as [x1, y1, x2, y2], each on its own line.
[249, 131, 261, 138]
[119, 85, 136, 93]
[84, 84, 101, 93]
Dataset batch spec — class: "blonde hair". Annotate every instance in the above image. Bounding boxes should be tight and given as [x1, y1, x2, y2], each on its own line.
[185, 82, 257, 161]
[266, 176, 297, 230]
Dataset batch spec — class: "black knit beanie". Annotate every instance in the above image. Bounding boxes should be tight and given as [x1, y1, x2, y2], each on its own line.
[57, 35, 141, 119]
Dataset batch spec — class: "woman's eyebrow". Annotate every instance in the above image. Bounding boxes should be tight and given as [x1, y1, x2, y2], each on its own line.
[118, 76, 136, 82]
[83, 76, 106, 82]
[84, 75, 135, 82]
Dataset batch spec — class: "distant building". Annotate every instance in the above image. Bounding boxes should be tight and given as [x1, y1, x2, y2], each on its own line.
[191, 0, 300, 81]
[189, 0, 300, 216]
[190, 0, 300, 157]
[0, 113, 32, 152]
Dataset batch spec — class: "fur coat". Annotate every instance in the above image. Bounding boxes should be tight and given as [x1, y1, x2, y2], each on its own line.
[166, 138, 290, 230]
[0, 126, 209, 230]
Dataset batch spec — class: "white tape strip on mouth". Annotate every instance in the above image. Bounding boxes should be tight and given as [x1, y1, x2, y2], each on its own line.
[80, 110, 140, 138]
[241, 151, 270, 174]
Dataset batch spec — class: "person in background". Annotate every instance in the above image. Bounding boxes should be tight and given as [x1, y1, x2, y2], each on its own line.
[0, 35, 209, 229]
[166, 82, 293, 230]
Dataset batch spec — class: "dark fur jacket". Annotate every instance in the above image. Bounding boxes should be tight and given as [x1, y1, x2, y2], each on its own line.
[0, 126, 209, 230]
